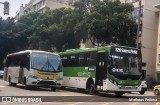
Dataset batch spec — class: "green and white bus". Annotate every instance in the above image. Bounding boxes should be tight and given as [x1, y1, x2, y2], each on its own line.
[3, 50, 63, 91]
[59, 46, 142, 96]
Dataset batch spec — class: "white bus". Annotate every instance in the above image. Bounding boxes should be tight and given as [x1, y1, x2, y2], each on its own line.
[3, 50, 63, 91]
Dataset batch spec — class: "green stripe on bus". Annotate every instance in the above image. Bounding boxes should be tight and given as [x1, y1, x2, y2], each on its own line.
[63, 67, 96, 78]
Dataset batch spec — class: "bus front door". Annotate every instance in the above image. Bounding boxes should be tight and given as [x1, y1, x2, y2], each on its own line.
[96, 52, 107, 88]
[18, 64, 24, 84]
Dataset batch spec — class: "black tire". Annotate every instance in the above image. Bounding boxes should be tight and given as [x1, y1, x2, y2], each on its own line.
[8, 76, 16, 86]
[77, 88, 84, 93]
[139, 90, 145, 95]
[115, 91, 124, 97]
[154, 89, 159, 95]
[61, 86, 66, 90]
[51, 87, 56, 91]
[88, 83, 95, 95]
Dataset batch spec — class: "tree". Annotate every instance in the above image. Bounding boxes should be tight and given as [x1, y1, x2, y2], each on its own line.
[0, 17, 17, 69]
[87, 0, 137, 47]
[27, 8, 88, 52]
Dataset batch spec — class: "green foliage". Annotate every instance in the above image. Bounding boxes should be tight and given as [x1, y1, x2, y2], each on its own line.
[28, 8, 87, 52]
[0, 18, 19, 69]
[0, 0, 138, 68]
[88, 0, 137, 46]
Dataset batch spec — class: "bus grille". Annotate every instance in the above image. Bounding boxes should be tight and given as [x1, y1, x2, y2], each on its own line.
[37, 81, 56, 85]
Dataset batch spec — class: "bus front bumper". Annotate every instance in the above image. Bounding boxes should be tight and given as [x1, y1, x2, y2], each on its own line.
[27, 77, 62, 87]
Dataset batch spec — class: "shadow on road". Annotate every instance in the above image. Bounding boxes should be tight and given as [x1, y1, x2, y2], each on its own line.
[7, 84, 63, 92]
[58, 87, 159, 100]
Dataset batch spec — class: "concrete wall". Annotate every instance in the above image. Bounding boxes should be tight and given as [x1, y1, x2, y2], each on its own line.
[141, 0, 160, 85]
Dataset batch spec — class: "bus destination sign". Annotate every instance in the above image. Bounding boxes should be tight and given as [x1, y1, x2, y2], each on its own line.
[115, 48, 138, 54]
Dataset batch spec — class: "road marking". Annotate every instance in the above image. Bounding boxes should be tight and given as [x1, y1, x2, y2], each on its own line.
[20, 94, 54, 96]
[156, 102, 160, 105]
[131, 102, 138, 105]
[0, 85, 5, 87]
[0, 103, 9, 104]
[102, 102, 113, 105]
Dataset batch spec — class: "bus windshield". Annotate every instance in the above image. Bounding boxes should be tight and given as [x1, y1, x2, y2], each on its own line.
[111, 54, 141, 75]
[31, 53, 62, 72]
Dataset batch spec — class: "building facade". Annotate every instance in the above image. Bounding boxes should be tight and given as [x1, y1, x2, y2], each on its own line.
[122, 0, 160, 86]
[132, 0, 160, 87]
[15, 0, 75, 21]
[15, 0, 36, 21]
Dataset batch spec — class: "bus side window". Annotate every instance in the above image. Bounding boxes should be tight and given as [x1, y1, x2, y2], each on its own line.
[20, 55, 30, 70]
[62, 56, 69, 67]
[9, 57, 15, 67]
[5, 57, 11, 67]
[70, 55, 78, 66]
[79, 53, 85, 66]
[87, 52, 97, 66]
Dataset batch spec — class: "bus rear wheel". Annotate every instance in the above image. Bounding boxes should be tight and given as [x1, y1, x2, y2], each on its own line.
[88, 83, 95, 95]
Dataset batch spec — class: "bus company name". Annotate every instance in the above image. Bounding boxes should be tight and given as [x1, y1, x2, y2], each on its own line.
[115, 48, 137, 54]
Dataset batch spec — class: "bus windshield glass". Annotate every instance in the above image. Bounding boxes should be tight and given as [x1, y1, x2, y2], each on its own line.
[31, 53, 62, 72]
[111, 54, 141, 75]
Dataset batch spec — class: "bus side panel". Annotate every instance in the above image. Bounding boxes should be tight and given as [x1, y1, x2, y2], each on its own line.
[22, 67, 30, 84]
[78, 77, 95, 89]
[62, 77, 88, 89]
[62, 67, 96, 89]
[62, 77, 70, 87]
[3, 67, 8, 81]
[78, 77, 87, 89]
[7, 67, 20, 83]
[26, 68, 36, 85]
[62, 77, 80, 88]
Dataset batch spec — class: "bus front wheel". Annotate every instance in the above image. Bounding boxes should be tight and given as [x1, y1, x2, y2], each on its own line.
[139, 89, 145, 95]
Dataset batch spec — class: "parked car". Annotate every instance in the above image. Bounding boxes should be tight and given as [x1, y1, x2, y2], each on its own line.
[154, 85, 160, 95]
[0, 70, 4, 78]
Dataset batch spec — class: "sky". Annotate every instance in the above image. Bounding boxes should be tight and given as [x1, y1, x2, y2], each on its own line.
[0, 0, 30, 19]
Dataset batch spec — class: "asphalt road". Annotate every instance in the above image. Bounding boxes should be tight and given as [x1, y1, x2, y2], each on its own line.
[0, 79, 159, 105]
